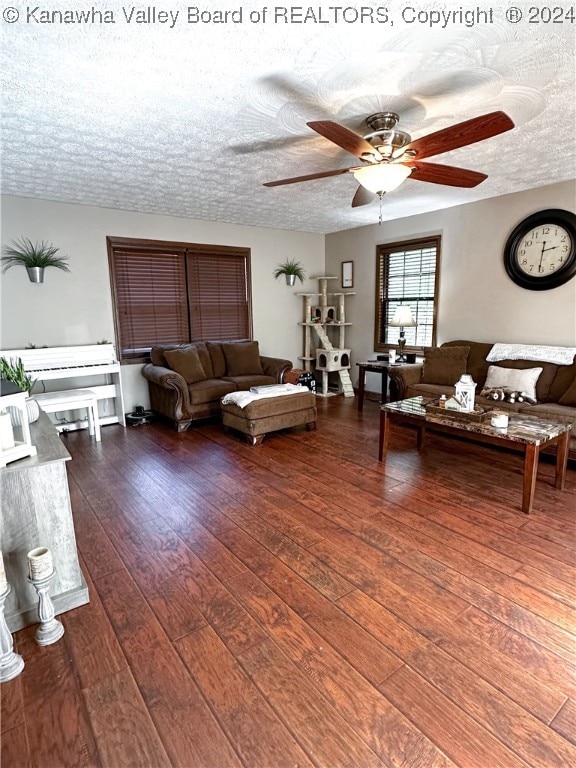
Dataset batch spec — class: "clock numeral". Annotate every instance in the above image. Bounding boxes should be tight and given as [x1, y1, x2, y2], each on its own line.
[521, 258, 527, 266]
[542, 226, 550, 235]
[538, 265, 545, 273]
[523, 239, 533, 248]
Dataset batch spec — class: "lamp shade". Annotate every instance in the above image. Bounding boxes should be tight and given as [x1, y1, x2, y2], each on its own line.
[390, 306, 416, 328]
[353, 164, 412, 194]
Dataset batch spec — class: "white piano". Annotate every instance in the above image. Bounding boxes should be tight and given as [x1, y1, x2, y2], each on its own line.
[1, 344, 126, 429]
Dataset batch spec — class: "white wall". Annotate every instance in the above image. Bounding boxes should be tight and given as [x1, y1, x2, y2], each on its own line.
[2, 183, 575, 409]
[326, 180, 576, 388]
[0, 196, 324, 409]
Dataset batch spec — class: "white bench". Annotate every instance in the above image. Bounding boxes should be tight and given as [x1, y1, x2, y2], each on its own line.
[34, 389, 101, 442]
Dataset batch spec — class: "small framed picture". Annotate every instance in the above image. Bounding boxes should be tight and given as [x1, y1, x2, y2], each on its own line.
[342, 261, 353, 288]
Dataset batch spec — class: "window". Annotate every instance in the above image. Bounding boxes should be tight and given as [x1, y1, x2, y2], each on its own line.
[107, 237, 252, 363]
[374, 236, 440, 353]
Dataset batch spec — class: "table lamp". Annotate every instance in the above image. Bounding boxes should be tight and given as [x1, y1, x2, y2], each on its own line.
[389, 306, 416, 362]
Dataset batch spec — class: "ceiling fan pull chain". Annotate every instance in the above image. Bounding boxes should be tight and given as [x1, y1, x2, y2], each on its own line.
[379, 193, 384, 225]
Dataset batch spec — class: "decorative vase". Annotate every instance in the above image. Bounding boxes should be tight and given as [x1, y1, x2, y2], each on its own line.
[285, 274, 296, 286]
[26, 267, 45, 283]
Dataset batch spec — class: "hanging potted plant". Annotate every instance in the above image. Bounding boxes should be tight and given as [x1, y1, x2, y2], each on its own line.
[1, 237, 70, 283]
[273, 259, 306, 286]
[0, 356, 40, 424]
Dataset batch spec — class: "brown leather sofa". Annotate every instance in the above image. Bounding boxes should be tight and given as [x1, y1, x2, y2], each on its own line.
[142, 340, 293, 431]
[389, 340, 576, 458]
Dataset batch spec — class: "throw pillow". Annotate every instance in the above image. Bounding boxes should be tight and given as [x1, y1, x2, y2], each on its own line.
[206, 342, 226, 378]
[222, 341, 264, 377]
[484, 365, 542, 402]
[558, 376, 576, 406]
[164, 347, 207, 384]
[421, 346, 470, 386]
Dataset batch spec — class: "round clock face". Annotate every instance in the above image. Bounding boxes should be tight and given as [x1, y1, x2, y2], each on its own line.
[516, 223, 573, 275]
[504, 209, 576, 290]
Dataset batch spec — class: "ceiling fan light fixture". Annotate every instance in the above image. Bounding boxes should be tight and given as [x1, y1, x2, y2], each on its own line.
[353, 164, 412, 194]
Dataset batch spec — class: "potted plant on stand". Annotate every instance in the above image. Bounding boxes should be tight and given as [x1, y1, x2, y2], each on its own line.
[0, 357, 40, 424]
[273, 259, 306, 286]
[1, 237, 70, 283]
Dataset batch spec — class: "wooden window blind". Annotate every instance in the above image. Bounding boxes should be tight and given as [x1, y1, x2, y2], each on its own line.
[375, 236, 440, 353]
[187, 251, 250, 341]
[107, 237, 252, 363]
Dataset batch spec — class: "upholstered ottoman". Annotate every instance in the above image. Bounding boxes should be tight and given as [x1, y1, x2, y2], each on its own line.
[221, 391, 317, 445]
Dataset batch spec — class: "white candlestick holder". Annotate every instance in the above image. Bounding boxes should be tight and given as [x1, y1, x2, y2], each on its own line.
[0, 584, 25, 682]
[28, 572, 64, 646]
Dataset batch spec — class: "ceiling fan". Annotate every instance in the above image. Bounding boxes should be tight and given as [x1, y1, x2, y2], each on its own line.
[263, 111, 514, 207]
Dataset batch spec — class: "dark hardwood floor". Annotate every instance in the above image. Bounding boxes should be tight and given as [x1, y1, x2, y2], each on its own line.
[2, 396, 575, 768]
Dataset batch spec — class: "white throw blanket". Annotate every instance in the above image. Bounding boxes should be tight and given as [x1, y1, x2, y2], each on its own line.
[221, 383, 309, 409]
[486, 343, 576, 366]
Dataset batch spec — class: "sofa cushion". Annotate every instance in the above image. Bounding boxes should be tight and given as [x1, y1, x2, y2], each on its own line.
[223, 374, 276, 390]
[188, 379, 236, 405]
[558, 376, 576, 406]
[421, 346, 470, 386]
[206, 342, 226, 378]
[491, 359, 558, 402]
[409, 383, 454, 399]
[222, 341, 264, 376]
[442, 340, 492, 385]
[193, 342, 214, 379]
[164, 347, 207, 383]
[549, 358, 576, 401]
[150, 343, 184, 368]
[484, 365, 542, 401]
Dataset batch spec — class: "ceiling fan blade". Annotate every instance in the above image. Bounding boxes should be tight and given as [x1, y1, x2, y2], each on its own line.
[263, 167, 356, 187]
[404, 111, 514, 160]
[351, 185, 375, 207]
[307, 120, 379, 160]
[407, 161, 487, 187]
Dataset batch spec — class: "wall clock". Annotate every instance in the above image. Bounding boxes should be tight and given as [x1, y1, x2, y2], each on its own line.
[503, 208, 576, 290]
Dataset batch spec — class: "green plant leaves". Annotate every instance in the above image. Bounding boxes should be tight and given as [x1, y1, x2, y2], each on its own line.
[1, 237, 70, 272]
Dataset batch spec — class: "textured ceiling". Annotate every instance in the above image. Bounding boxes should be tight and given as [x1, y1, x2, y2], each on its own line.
[1, 1, 575, 234]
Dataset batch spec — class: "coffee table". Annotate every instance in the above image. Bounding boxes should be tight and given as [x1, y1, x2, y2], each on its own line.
[378, 396, 571, 514]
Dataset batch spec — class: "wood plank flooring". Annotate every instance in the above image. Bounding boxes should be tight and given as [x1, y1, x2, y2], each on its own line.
[1, 396, 575, 768]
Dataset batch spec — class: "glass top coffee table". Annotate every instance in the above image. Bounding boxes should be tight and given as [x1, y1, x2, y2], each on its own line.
[378, 396, 571, 514]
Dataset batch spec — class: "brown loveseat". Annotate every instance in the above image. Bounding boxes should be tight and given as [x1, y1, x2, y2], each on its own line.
[142, 340, 293, 431]
[389, 340, 576, 458]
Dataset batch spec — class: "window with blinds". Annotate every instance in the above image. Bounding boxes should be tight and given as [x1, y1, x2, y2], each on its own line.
[107, 237, 252, 363]
[374, 236, 440, 353]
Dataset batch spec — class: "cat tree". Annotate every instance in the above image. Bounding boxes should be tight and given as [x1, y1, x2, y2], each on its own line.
[297, 276, 355, 397]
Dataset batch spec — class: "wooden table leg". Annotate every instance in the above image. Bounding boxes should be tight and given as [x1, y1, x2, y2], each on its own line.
[555, 429, 570, 490]
[522, 443, 540, 514]
[380, 368, 388, 405]
[378, 409, 389, 461]
[357, 366, 366, 412]
[416, 424, 426, 451]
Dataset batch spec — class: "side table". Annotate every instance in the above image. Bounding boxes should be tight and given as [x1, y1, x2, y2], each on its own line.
[356, 361, 391, 412]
